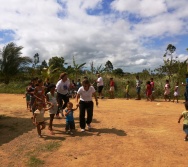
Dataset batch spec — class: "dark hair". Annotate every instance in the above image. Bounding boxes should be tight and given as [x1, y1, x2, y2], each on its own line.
[185, 102, 188, 110]
[147, 81, 150, 84]
[49, 83, 56, 89]
[82, 79, 91, 87]
[60, 72, 67, 79]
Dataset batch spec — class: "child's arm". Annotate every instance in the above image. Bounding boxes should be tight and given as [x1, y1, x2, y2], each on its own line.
[72, 105, 79, 111]
[44, 102, 54, 111]
[64, 110, 71, 116]
[93, 92, 98, 106]
[178, 114, 183, 123]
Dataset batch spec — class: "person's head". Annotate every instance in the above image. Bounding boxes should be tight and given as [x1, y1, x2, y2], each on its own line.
[127, 81, 130, 84]
[110, 78, 113, 80]
[49, 83, 56, 92]
[136, 75, 139, 79]
[36, 103, 43, 110]
[150, 78, 153, 81]
[82, 79, 91, 91]
[97, 73, 100, 78]
[60, 72, 68, 81]
[45, 77, 50, 83]
[83, 76, 88, 80]
[147, 81, 150, 85]
[176, 81, 179, 86]
[67, 102, 73, 109]
[166, 79, 169, 83]
[185, 102, 188, 110]
[77, 78, 81, 82]
[37, 79, 43, 86]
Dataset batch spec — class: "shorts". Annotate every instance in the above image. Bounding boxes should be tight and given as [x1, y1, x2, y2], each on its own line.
[109, 86, 114, 91]
[174, 92, 179, 97]
[183, 124, 188, 134]
[97, 86, 104, 93]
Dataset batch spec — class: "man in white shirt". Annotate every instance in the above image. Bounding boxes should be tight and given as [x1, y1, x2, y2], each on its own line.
[96, 73, 104, 99]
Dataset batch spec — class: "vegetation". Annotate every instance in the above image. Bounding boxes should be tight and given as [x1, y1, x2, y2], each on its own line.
[0, 42, 187, 99]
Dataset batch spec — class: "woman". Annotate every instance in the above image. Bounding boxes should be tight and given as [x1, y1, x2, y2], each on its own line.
[56, 72, 71, 118]
[76, 79, 98, 132]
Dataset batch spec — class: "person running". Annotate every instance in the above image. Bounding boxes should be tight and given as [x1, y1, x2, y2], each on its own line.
[76, 79, 98, 132]
[173, 82, 179, 103]
[96, 73, 104, 99]
[178, 102, 188, 141]
[64, 102, 78, 135]
[46, 83, 58, 135]
[56, 72, 71, 118]
[33, 102, 53, 138]
[109, 78, 115, 99]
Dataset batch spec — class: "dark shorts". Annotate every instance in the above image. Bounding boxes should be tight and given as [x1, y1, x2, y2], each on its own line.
[97, 86, 104, 93]
[183, 124, 188, 134]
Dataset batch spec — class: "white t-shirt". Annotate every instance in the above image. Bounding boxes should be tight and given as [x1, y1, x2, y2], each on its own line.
[97, 77, 103, 86]
[56, 79, 70, 95]
[34, 109, 45, 122]
[77, 86, 96, 101]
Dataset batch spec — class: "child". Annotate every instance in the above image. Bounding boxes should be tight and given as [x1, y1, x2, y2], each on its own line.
[173, 82, 179, 103]
[23, 82, 32, 110]
[125, 81, 130, 100]
[164, 80, 171, 101]
[46, 84, 58, 135]
[146, 81, 152, 101]
[178, 102, 188, 141]
[64, 102, 78, 135]
[34, 79, 46, 108]
[33, 102, 53, 137]
[150, 78, 155, 101]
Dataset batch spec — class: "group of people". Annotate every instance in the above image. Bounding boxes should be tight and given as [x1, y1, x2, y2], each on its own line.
[24, 73, 99, 137]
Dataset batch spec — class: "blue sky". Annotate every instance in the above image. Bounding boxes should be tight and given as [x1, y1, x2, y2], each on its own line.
[0, 0, 188, 72]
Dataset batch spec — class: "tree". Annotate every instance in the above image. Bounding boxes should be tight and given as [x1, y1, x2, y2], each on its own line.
[0, 42, 32, 84]
[73, 56, 86, 80]
[33, 53, 39, 68]
[48, 56, 66, 71]
[113, 68, 124, 76]
[105, 60, 113, 72]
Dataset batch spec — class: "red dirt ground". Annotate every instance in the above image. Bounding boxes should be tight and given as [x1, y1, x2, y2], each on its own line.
[0, 94, 187, 167]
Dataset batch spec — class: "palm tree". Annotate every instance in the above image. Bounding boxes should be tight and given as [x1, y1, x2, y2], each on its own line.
[73, 56, 86, 80]
[0, 42, 32, 84]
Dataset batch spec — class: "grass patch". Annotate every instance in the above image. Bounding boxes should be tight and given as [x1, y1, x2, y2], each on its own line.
[27, 156, 44, 167]
[0, 115, 11, 119]
[39, 141, 61, 152]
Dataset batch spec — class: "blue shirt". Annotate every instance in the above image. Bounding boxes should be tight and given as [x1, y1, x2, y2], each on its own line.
[65, 109, 74, 122]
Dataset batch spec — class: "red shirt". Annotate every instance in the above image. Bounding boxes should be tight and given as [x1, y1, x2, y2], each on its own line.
[110, 80, 115, 87]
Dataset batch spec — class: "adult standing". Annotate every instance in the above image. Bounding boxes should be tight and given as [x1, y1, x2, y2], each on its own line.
[56, 72, 71, 118]
[135, 75, 142, 100]
[96, 73, 104, 99]
[76, 79, 98, 132]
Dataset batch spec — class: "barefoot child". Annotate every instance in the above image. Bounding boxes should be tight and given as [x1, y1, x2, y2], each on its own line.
[46, 84, 58, 135]
[178, 102, 188, 141]
[33, 102, 53, 137]
[64, 102, 78, 135]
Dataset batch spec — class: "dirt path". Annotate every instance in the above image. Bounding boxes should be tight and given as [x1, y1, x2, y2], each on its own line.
[0, 94, 187, 167]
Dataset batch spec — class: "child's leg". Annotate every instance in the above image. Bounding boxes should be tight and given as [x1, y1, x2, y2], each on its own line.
[40, 122, 46, 130]
[36, 124, 41, 136]
[49, 114, 55, 130]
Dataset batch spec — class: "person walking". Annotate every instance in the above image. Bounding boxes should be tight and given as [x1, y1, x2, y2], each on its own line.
[76, 79, 98, 132]
[96, 73, 104, 99]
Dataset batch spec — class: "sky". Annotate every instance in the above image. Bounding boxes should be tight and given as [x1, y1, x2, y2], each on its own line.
[0, 0, 188, 72]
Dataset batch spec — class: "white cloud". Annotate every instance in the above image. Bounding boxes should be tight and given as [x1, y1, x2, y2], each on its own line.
[0, 0, 188, 73]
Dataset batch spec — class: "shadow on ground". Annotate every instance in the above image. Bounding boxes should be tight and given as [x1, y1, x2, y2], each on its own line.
[0, 115, 35, 146]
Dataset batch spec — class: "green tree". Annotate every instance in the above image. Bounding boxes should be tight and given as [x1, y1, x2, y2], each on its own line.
[48, 56, 65, 71]
[113, 68, 124, 76]
[73, 56, 86, 80]
[33, 53, 39, 68]
[0, 42, 32, 84]
[105, 60, 113, 72]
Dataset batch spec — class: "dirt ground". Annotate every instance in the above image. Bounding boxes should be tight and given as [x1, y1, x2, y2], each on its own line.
[0, 94, 187, 167]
